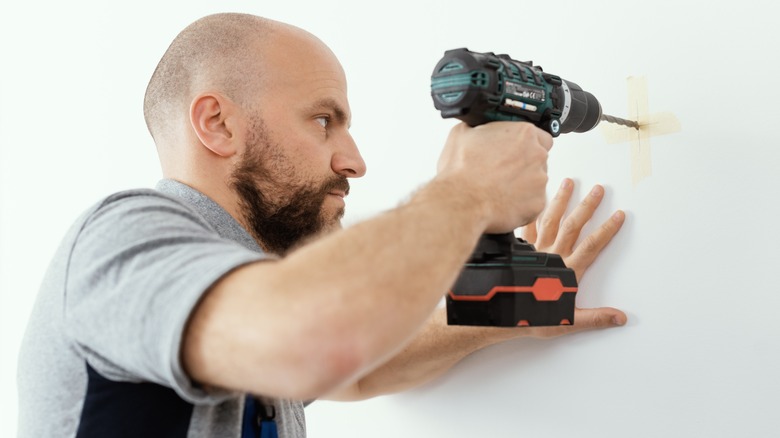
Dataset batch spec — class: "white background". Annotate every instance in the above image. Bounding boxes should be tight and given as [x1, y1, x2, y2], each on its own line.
[2, 1, 779, 437]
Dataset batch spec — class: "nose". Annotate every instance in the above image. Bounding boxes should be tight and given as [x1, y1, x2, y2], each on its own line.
[332, 132, 366, 178]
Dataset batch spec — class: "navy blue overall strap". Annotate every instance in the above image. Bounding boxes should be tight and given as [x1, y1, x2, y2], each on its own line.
[242, 395, 278, 438]
[76, 363, 193, 437]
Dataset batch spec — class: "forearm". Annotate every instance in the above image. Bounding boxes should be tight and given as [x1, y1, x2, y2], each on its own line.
[185, 121, 555, 400]
[278, 176, 491, 377]
[184, 175, 492, 399]
[326, 308, 521, 401]
[328, 305, 627, 401]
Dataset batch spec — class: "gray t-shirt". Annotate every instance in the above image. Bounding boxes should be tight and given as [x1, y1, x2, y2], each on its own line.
[17, 179, 306, 437]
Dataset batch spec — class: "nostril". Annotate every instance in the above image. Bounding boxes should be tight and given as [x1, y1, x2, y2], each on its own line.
[332, 150, 366, 178]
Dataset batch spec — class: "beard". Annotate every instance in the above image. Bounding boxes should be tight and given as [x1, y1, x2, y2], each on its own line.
[230, 118, 350, 256]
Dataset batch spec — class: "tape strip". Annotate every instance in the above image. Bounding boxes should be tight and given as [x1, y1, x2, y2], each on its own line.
[600, 76, 681, 185]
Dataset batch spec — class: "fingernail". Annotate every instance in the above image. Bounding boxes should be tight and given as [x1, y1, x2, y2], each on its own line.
[591, 186, 603, 197]
[561, 179, 571, 189]
[612, 316, 626, 326]
[612, 210, 625, 222]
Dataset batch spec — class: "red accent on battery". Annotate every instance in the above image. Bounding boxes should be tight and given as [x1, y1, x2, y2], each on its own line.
[449, 277, 577, 302]
[560, 319, 571, 325]
[517, 320, 530, 327]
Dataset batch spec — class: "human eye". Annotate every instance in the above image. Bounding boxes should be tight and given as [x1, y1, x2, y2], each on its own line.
[315, 116, 329, 128]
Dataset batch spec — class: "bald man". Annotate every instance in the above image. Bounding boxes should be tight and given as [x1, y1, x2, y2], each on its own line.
[17, 13, 626, 438]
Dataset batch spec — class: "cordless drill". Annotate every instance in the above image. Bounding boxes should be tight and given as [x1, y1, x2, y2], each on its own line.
[431, 48, 628, 327]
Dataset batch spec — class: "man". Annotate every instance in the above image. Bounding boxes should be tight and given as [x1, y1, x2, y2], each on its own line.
[17, 12, 626, 438]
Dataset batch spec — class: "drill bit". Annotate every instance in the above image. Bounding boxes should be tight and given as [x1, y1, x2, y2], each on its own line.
[601, 114, 640, 130]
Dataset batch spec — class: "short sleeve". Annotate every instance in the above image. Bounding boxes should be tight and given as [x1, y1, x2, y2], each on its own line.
[63, 192, 267, 404]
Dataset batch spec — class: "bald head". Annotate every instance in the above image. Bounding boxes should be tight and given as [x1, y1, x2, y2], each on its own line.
[143, 13, 282, 145]
[140, 13, 362, 251]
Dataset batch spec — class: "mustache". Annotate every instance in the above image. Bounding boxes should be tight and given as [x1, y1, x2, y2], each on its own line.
[321, 175, 350, 196]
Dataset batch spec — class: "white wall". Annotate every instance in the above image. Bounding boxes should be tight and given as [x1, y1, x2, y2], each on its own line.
[2, 1, 778, 437]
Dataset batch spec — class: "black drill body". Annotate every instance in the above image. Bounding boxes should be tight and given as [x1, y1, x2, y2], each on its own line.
[430, 48, 604, 327]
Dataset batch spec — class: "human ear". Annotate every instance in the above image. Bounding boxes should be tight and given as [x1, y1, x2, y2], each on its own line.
[189, 92, 240, 157]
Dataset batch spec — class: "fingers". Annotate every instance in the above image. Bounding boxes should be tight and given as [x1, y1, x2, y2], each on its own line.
[534, 178, 574, 249]
[528, 180, 624, 281]
[565, 210, 625, 281]
[526, 307, 627, 338]
[521, 220, 538, 244]
[535, 128, 554, 151]
[574, 307, 627, 329]
[554, 184, 606, 254]
[453, 121, 551, 233]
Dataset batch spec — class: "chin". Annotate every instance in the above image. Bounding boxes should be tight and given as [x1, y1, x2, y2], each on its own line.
[323, 218, 343, 233]
[321, 206, 345, 231]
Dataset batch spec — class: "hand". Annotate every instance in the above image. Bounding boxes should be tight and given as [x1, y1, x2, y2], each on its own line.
[520, 178, 628, 337]
[437, 122, 553, 233]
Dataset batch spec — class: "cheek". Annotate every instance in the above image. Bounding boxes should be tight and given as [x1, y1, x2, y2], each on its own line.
[261, 117, 333, 176]
[291, 139, 333, 175]
[271, 151, 328, 192]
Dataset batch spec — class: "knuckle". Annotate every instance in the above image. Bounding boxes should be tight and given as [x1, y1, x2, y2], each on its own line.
[583, 311, 608, 329]
[596, 312, 613, 327]
[538, 170, 550, 188]
[536, 147, 549, 162]
[516, 122, 533, 135]
[573, 312, 594, 330]
[539, 214, 556, 230]
[559, 218, 578, 235]
[580, 235, 600, 253]
[601, 217, 617, 233]
[450, 123, 465, 136]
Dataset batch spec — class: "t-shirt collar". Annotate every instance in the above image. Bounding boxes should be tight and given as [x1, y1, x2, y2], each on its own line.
[155, 179, 263, 254]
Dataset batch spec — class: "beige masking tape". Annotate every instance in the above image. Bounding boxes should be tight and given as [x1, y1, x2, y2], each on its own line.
[600, 76, 681, 185]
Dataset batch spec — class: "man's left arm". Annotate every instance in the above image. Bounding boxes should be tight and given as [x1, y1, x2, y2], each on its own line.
[325, 179, 627, 401]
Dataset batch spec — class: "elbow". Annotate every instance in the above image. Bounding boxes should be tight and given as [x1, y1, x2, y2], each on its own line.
[184, 261, 376, 401]
[283, 329, 371, 400]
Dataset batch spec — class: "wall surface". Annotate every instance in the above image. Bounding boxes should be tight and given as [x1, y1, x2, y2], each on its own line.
[2, 1, 778, 437]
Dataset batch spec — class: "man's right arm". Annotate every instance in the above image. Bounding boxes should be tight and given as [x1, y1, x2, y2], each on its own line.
[181, 122, 553, 401]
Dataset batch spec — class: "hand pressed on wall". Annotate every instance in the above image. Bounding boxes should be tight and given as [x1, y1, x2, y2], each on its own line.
[520, 178, 628, 337]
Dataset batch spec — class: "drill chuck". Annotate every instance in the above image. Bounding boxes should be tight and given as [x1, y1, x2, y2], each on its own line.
[431, 48, 603, 136]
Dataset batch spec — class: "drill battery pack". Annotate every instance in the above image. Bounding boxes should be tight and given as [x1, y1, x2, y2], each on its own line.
[447, 233, 578, 327]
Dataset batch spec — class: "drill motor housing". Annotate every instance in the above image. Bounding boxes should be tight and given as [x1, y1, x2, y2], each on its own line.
[431, 48, 602, 136]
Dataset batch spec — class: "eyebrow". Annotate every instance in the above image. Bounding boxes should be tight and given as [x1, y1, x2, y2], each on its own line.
[308, 97, 351, 128]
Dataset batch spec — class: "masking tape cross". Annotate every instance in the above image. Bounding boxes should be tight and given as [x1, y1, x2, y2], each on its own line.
[600, 76, 681, 185]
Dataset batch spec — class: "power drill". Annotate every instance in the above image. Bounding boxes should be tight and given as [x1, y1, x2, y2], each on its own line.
[431, 48, 633, 327]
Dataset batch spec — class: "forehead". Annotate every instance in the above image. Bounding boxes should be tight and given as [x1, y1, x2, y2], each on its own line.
[260, 30, 350, 119]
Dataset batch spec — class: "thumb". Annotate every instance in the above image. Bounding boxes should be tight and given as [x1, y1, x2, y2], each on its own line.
[528, 307, 627, 338]
[573, 307, 627, 330]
